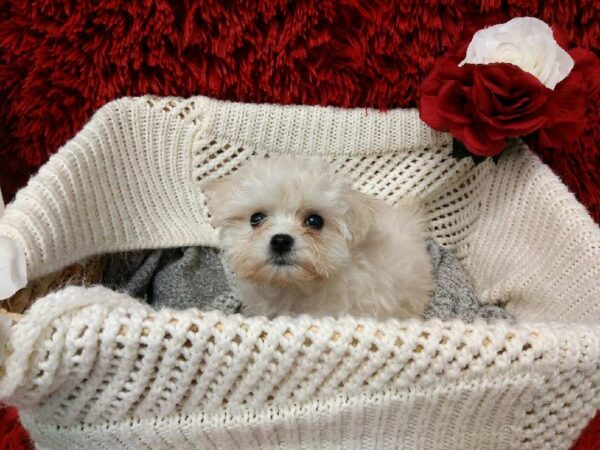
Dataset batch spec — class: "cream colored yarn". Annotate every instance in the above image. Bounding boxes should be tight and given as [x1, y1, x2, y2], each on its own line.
[0, 96, 599, 449]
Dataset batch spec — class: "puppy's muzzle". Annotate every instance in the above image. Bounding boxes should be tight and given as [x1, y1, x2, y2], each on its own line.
[270, 234, 294, 257]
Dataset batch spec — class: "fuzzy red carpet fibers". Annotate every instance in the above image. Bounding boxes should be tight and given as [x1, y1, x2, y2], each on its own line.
[0, 1, 598, 448]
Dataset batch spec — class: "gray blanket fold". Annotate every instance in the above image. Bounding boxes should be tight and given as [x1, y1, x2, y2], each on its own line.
[103, 247, 240, 313]
[423, 239, 512, 321]
[102, 240, 512, 322]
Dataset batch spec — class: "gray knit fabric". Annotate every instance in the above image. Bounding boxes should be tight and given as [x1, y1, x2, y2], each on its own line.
[102, 247, 241, 313]
[424, 239, 513, 322]
[102, 241, 512, 322]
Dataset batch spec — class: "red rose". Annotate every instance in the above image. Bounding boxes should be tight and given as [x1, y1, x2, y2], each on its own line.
[419, 17, 599, 158]
[420, 57, 551, 156]
[537, 49, 600, 149]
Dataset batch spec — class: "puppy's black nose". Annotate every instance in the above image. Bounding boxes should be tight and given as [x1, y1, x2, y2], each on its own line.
[270, 234, 294, 254]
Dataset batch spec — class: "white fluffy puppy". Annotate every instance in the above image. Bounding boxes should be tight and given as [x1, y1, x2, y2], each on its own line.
[202, 156, 433, 320]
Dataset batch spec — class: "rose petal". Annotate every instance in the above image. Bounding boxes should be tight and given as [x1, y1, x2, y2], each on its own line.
[566, 48, 600, 97]
[419, 58, 476, 131]
[460, 17, 574, 89]
[470, 64, 549, 136]
[437, 82, 474, 124]
[460, 125, 507, 156]
[419, 94, 450, 130]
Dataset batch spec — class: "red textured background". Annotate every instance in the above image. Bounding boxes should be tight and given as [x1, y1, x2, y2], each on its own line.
[0, 1, 598, 448]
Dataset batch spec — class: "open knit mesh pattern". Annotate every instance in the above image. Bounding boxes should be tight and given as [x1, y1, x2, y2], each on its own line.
[1, 96, 599, 449]
[4, 287, 600, 450]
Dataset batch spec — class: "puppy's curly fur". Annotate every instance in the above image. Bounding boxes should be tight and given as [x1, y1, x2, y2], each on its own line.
[202, 156, 433, 320]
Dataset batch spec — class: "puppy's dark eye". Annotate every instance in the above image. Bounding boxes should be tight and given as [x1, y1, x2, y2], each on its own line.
[304, 214, 324, 230]
[250, 212, 267, 227]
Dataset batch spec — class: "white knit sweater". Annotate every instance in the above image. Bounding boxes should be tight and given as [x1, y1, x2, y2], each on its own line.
[0, 96, 599, 449]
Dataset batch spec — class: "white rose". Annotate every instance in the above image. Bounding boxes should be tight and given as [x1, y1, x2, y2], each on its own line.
[459, 17, 574, 90]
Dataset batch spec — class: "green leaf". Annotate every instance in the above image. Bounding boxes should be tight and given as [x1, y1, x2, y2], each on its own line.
[451, 138, 486, 165]
[451, 138, 503, 165]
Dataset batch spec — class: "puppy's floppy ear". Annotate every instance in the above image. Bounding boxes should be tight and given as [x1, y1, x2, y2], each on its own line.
[199, 175, 232, 227]
[343, 189, 376, 245]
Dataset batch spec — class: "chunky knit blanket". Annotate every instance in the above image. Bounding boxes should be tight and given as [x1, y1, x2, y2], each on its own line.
[0, 96, 599, 450]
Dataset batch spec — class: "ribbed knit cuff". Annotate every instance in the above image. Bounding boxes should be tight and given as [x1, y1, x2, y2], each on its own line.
[197, 96, 450, 156]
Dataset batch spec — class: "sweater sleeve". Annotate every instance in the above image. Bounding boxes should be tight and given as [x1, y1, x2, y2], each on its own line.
[0, 97, 215, 279]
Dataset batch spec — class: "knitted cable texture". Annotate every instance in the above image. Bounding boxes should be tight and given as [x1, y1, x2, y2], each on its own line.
[0, 96, 599, 449]
[4, 286, 600, 450]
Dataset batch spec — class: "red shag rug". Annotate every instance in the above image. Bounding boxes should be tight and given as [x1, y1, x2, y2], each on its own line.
[0, 1, 598, 448]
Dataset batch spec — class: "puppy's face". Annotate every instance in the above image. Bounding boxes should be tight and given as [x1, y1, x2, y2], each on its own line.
[202, 156, 373, 287]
